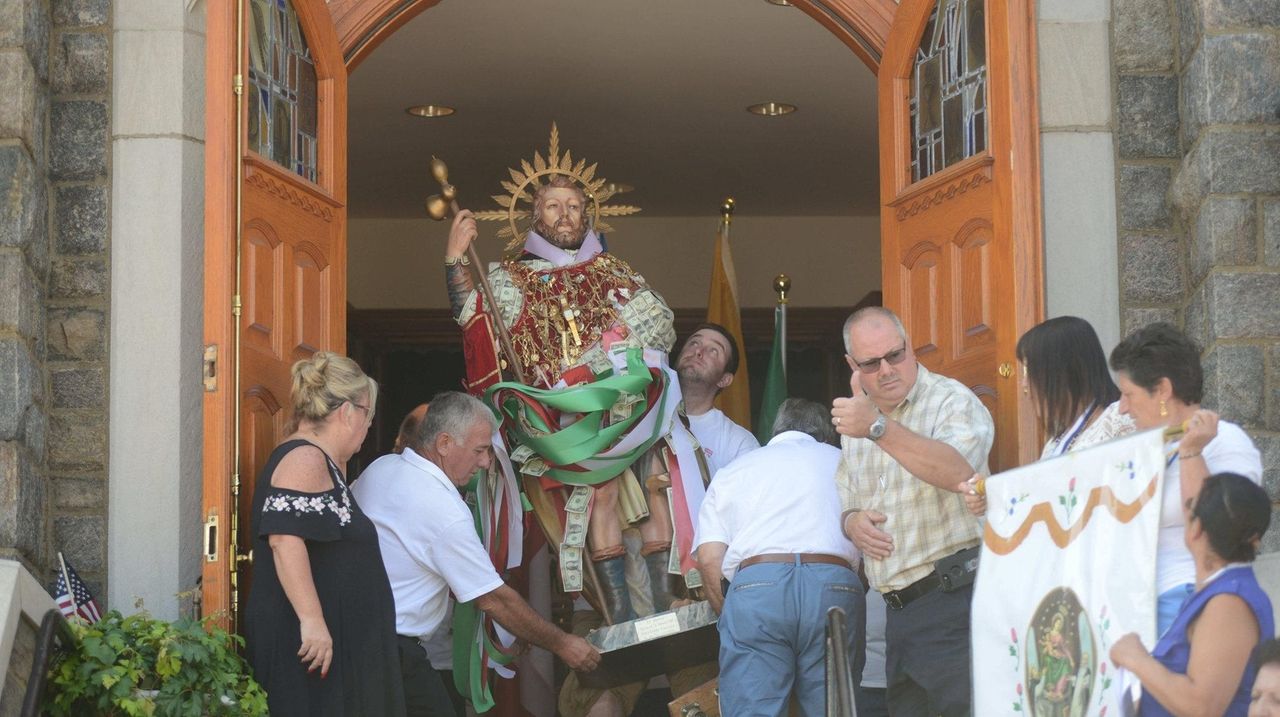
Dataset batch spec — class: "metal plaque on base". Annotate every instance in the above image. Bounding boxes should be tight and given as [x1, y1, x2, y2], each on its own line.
[577, 600, 719, 688]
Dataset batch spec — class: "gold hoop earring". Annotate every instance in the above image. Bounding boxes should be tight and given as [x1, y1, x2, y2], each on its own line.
[1159, 400, 1168, 418]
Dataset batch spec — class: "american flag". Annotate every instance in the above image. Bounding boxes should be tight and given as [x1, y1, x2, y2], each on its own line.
[50, 554, 101, 624]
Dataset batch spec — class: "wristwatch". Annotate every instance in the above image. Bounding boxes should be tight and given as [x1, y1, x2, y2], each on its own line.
[868, 412, 888, 441]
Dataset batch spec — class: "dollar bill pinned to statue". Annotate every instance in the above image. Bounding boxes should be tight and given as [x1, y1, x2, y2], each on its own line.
[972, 429, 1165, 716]
[483, 344, 713, 612]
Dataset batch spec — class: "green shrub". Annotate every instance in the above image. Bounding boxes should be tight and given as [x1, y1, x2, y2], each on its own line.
[45, 610, 268, 717]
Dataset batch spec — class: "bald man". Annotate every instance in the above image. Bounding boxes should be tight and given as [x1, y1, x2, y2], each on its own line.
[394, 403, 429, 454]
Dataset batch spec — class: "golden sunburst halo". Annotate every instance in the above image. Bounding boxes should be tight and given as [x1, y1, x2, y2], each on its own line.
[472, 123, 641, 252]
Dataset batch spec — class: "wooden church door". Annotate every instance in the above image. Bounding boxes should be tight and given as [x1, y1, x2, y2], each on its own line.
[202, 0, 348, 626]
[878, 0, 1043, 471]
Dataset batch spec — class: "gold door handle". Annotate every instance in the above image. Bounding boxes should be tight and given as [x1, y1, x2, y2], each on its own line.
[997, 362, 1013, 379]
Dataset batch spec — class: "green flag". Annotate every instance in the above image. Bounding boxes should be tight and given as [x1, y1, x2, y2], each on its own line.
[755, 305, 787, 443]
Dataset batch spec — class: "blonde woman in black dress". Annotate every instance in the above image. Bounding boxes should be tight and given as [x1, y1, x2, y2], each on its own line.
[245, 351, 405, 716]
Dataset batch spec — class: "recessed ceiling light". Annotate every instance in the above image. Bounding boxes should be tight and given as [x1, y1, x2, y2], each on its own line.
[765, 0, 794, 6]
[747, 102, 797, 117]
[405, 104, 455, 118]
[603, 182, 635, 195]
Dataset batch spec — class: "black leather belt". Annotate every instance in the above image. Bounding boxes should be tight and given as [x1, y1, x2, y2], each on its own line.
[883, 571, 941, 610]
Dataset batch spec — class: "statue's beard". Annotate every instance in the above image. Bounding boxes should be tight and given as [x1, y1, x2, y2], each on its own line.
[533, 218, 588, 249]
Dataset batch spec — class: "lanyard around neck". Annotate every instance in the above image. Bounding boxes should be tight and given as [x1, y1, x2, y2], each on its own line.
[1051, 402, 1097, 457]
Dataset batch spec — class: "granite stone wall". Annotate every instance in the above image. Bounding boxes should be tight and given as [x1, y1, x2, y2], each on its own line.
[0, 0, 110, 601]
[0, 0, 52, 580]
[47, 0, 110, 603]
[1115, 0, 1280, 546]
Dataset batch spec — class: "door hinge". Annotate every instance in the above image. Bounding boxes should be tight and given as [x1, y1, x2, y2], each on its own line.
[203, 512, 219, 563]
[232, 73, 243, 96]
[202, 344, 218, 392]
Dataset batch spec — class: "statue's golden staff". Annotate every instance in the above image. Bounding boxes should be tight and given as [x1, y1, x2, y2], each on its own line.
[426, 157, 528, 385]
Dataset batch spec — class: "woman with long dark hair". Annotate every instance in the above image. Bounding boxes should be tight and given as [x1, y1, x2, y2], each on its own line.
[1018, 316, 1134, 458]
[963, 317, 1133, 509]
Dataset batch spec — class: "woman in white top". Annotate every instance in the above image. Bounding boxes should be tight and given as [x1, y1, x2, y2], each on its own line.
[1109, 322, 1263, 637]
[963, 317, 1135, 504]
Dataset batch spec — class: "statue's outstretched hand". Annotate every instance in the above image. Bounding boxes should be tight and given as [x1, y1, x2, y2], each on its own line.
[446, 209, 478, 260]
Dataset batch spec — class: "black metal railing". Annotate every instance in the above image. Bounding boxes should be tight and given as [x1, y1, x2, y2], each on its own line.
[20, 609, 77, 717]
[825, 606, 859, 717]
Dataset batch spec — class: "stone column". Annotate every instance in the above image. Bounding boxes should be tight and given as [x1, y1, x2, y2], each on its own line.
[0, 0, 52, 579]
[1039, 0, 1123, 349]
[1170, 0, 1280, 547]
[107, 0, 204, 619]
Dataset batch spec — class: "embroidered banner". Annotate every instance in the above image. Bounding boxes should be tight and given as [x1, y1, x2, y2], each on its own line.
[973, 429, 1165, 716]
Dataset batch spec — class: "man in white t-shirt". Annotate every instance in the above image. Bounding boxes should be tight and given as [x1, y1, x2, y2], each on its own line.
[353, 391, 599, 717]
[675, 323, 759, 476]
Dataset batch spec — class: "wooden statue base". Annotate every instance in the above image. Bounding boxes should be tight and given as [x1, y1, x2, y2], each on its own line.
[668, 677, 720, 717]
[577, 600, 719, 689]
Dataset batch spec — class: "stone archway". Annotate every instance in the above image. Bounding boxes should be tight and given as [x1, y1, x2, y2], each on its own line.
[327, 0, 898, 71]
[325, 0, 1045, 468]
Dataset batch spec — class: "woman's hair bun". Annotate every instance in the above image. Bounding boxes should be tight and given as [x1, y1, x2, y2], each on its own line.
[288, 352, 377, 430]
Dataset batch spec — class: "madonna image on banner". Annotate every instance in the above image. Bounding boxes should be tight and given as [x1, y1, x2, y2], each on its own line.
[972, 429, 1166, 716]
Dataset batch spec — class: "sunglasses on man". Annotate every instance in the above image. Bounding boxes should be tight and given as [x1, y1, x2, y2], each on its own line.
[849, 343, 909, 374]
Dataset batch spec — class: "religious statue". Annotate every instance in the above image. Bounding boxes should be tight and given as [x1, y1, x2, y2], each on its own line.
[438, 125, 707, 626]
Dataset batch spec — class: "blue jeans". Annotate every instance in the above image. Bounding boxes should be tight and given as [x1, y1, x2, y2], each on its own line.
[1158, 583, 1194, 638]
[718, 560, 865, 717]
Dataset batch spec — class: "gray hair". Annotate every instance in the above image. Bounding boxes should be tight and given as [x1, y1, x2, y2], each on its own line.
[414, 391, 497, 449]
[842, 306, 908, 355]
[772, 398, 838, 446]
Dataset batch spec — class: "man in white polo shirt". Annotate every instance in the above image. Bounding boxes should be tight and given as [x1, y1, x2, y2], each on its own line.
[353, 391, 599, 717]
[694, 398, 864, 716]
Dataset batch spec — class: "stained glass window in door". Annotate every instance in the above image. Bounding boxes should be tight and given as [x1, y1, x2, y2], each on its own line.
[909, 0, 987, 183]
[247, 0, 318, 183]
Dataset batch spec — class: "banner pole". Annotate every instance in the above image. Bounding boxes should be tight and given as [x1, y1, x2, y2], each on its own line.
[773, 274, 790, 377]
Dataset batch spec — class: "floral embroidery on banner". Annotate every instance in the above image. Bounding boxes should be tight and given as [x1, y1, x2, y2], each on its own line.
[263, 487, 352, 527]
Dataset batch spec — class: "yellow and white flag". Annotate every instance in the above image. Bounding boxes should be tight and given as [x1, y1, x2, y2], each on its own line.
[705, 216, 750, 428]
[973, 429, 1165, 716]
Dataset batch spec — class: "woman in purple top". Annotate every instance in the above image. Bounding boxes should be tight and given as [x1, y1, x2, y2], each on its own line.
[1111, 473, 1274, 717]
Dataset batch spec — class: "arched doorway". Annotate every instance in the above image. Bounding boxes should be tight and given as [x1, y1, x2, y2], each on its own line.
[329, 0, 895, 72]
[201, 0, 1042, 637]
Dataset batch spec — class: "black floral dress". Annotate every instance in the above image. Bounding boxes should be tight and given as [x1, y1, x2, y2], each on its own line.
[245, 439, 405, 716]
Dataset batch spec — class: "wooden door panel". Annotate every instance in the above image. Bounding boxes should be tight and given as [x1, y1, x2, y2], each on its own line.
[238, 383, 288, 606]
[951, 218, 995, 357]
[899, 240, 943, 358]
[292, 241, 332, 358]
[240, 384, 285, 535]
[243, 220, 284, 358]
